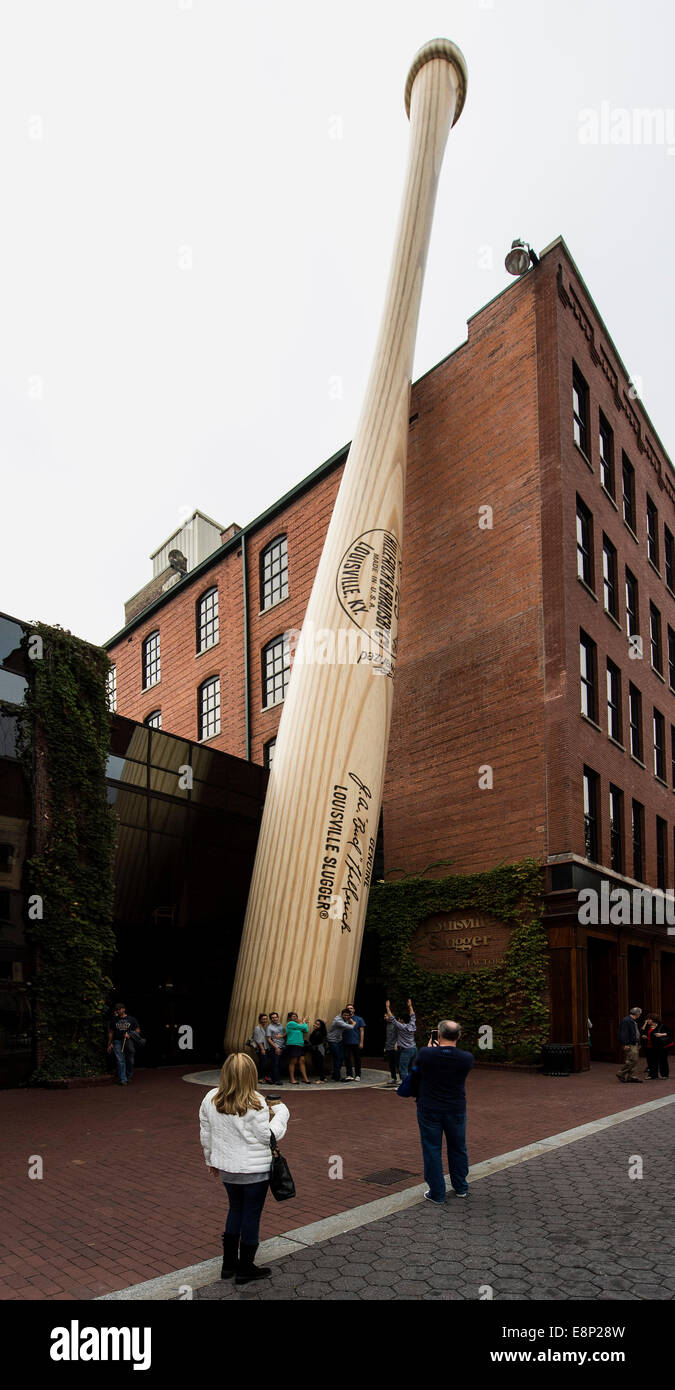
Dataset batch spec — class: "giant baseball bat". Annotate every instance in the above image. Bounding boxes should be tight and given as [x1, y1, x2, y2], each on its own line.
[225, 39, 467, 1049]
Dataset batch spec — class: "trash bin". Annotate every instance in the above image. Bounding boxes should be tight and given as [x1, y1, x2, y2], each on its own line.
[541, 1043, 573, 1076]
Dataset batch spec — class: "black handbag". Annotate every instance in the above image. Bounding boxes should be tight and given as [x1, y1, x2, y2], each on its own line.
[269, 1133, 296, 1201]
[126, 1029, 146, 1048]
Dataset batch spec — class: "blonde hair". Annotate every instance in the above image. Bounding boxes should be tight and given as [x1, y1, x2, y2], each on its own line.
[212, 1052, 264, 1116]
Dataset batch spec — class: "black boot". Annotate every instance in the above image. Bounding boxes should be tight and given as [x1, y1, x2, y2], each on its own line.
[221, 1232, 239, 1279]
[234, 1243, 272, 1285]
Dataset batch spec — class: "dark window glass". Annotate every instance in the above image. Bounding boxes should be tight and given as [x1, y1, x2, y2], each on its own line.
[260, 536, 289, 611]
[142, 631, 160, 689]
[671, 726, 675, 788]
[580, 632, 597, 722]
[263, 738, 276, 769]
[144, 711, 162, 730]
[668, 627, 675, 690]
[646, 495, 659, 568]
[576, 497, 593, 587]
[0, 615, 26, 667]
[656, 816, 667, 891]
[606, 660, 621, 743]
[0, 843, 13, 872]
[583, 767, 599, 861]
[602, 536, 618, 618]
[628, 684, 643, 761]
[625, 569, 639, 638]
[573, 363, 590, 457]
[609, 785, 623, 873]
[599, 413, 614, 496]
[665, 527, 674, 591]
[196, 588, 219, 654]
[262, 635, 290, 708]
[632, 800, 644, 881]
[198, 677, 221, 741]
[0, 669, 27, 704]
[622, 453, 635, 532]
[650, 603, 663, 674]
[654, 708, 666, 780]
[0, 713, 18, 760]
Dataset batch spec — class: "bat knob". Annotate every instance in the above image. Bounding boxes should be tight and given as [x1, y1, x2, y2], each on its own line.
[404, 38, 468, 125]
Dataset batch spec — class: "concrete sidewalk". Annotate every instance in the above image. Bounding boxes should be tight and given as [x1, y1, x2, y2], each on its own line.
[1, 1059, 673, 1300]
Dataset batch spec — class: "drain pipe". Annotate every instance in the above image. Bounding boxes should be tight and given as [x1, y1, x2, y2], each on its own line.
[241, 533, 251, 762]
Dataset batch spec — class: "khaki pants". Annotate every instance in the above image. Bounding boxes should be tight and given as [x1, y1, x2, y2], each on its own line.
[617, 1044, 639, 1079]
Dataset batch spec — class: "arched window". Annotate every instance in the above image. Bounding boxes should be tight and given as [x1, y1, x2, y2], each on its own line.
[144, 710, 162, 729]
[142, 630, 160, 689]
[196, 587, 219, 654]
[106, 664, 117, 712]
[263, 738, 276, 769]
[198, 676, 221, 741]
[262, 635, 290, 708]
[260, 535, 288, 610]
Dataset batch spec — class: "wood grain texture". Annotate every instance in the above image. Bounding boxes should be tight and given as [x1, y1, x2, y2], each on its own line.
[225, 39, 468, 1049]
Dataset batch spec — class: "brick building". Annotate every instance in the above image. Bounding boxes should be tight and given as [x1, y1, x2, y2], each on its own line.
[104, 237, 675, 1068]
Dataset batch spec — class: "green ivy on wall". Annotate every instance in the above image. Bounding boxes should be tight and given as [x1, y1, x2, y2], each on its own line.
[364, 858, 548, 1064]
[18, 623, 117, 1082]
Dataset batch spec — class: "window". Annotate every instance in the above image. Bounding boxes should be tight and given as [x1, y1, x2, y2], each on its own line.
[602, 536, 618, 618]
[628, 684, 643, 761]
[622, 453, 636, 532]
[576, 497, 594, 587]
[606, 660, 622, 743]
[144, 710, 162, 729]
[198, 677, 221, 741]
[263, 738, 276, 770]
[107, 664, 117, 713]
[625, 569, 639, 638]
[262, 635, 290, 708]
[599, 413, 614, 497]
[196, 588, 219, 654]
[260, 536, 289, 611]
[656, 816, 667, 891]
[653, 708, 666, 780]
[572, 363, 590, 457]
[646, 495, 659, 568]
[142, 631, 160, 689]
[583, 767, 599, 861]
[665, 527, 675, 591]
[0, 843, 13, 873]
[650, 602, 663, 675]
[580, 632, 597, 722]
[671, 726, 675, 788]
[609, 785, 623, 873]
[669, 627, 675, 690]
[632, 800, 645, 881]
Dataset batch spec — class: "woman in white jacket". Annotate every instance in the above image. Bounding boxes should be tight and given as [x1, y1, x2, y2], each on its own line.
[199, 1051, 290, 1285]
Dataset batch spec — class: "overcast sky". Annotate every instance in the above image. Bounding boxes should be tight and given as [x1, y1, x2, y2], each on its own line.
[2, 0, 674, 646]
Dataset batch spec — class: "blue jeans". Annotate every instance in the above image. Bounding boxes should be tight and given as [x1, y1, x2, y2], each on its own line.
[112, 1039, 135, 1083]
[398, 1047, 417, 1079]
[223, 1180, 269, 1244]
[417, 1107, 468, 1201]
[329, 1041, 344, 1081]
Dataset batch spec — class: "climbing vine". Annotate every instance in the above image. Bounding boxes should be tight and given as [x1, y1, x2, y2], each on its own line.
[364, 858, 548, 1063]
[18, 624, 117, 1081]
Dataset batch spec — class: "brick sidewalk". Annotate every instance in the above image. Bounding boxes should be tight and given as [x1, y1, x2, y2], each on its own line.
[1, 1059, 672, 1299]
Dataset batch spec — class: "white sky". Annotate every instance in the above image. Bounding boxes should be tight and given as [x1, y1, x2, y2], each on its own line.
[2, 0, 674, 645]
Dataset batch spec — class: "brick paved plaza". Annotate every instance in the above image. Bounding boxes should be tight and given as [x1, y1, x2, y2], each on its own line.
[1, 1059, 674, 1301]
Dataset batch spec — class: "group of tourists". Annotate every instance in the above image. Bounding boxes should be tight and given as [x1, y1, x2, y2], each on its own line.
[249, 998, 420, 1085]
[199, 1009, 472, 1285]
[617, 1006, 673, 1082]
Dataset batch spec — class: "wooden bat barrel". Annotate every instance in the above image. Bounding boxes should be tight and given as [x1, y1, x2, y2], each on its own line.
[225, 39, 468, 1051]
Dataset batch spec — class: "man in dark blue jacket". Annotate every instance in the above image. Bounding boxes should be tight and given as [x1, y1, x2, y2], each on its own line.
[410, 1020, 474, 1205]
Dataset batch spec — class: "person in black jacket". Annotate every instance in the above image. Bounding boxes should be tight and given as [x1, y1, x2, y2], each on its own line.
[641, 1015, 673, 1079]
[409, 1019, 474, 1205]
[617, 1007, 642, 1082]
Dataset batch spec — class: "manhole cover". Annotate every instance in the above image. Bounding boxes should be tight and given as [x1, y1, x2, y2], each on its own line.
[360, 1168, 417, 1186]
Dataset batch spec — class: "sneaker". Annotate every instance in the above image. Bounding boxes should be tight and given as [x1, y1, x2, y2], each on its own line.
[454, 1191, 469, 1199]
[344, 1076, 353, 1082]
[423, 1191, 446, 1206]
[353, 1076, 361, 1082]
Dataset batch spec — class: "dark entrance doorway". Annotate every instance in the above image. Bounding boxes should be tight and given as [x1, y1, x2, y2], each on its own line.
[661, 952, 675, 1038]
[626, 945, 650, 1014]
[587, 937, 618, 1060]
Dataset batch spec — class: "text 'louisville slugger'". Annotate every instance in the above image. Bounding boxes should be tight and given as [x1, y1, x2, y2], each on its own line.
[225, 39, 468, 1049]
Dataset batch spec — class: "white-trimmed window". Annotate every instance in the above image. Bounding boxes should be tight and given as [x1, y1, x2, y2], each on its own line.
[107, 664, 117, 712]
[144, 710, 162, 729]
[260, 536, 288, 610]
[262, 635, 289, 708]
[197, 587, 219, 653]
[198, 676, 221, 740]
[142, 631, 160, 689]
[264, 738, 276, 769]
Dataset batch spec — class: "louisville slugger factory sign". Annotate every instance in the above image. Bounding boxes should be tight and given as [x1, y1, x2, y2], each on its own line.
[411, 912, 511, 972]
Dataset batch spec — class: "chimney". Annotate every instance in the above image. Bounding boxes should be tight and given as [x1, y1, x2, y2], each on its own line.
[220, 523, 242, 544]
